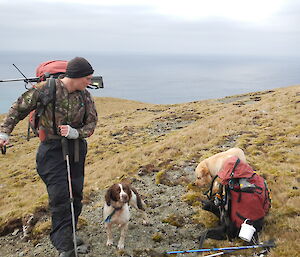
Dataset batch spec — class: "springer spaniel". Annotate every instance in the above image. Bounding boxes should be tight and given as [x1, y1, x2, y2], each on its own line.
[103, 182, 148, 249]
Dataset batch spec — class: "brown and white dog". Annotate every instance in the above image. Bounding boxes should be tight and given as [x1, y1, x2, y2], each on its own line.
[194, 147, 246, 187]
[103, 182, 148, 249]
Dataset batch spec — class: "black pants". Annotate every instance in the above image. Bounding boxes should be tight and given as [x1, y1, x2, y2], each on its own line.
[36, 139, 87, 252]
[201, 200, 264, 241]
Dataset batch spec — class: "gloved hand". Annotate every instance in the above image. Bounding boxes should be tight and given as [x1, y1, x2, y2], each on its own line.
[59, 125, 79, 139]
[0, 132, 9, 147]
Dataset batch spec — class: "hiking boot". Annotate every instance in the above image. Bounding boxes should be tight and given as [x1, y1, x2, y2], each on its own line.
[76, 237, 90, 253]
[76, 236, 84, 246]
[58, 249, 75, 257]
[206, 225, 227, 240]
[77, 244, 89, 254]
[58, 237, 87, 256]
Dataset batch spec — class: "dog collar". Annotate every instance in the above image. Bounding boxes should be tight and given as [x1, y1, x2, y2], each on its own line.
[104, 207, 123, 223]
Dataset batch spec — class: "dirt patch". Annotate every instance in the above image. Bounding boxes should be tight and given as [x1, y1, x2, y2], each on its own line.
[0, 161, 267, 257]
[0, 163, 204, 257]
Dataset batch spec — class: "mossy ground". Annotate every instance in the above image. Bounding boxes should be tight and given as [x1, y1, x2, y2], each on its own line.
[0, 86, 299, 256]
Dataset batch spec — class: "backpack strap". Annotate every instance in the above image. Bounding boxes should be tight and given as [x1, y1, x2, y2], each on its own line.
[27, 78, 57, 140]
[263, 180, 271, 214]
[80, 90, 87, 126]
[205, 175, 219, 200]
[38, 78, 57, 134]
[222, 183, 240, 240]
[230, 158, 240, 178]
[50, 78, 58, 135]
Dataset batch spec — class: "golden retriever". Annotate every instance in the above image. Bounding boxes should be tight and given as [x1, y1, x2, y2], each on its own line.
[194, 147, 246, 187]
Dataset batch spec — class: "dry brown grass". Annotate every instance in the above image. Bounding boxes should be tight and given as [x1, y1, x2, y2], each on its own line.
[0, 86, 299, 256]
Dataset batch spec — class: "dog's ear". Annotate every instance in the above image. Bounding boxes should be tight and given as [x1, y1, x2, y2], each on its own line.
[130, 186, 144, 211]
[195, 162, 202, 176]
[122, 183, 132, 199]
[195, 162, 204, 186]
[202, 164, 212, 181]
[105, 188, 112, 206]
[201, 162, 209, 175]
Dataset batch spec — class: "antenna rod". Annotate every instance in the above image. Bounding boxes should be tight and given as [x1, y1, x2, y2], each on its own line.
[12, 64, 34, 87]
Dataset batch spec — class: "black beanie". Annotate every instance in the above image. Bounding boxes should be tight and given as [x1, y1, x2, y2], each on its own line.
[65, 57, 94, 78]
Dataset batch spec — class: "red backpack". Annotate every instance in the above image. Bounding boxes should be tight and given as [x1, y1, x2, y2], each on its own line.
[28, 60, 67, 140]
[218, 156, 271, 228]
[35, 60, 67, 79]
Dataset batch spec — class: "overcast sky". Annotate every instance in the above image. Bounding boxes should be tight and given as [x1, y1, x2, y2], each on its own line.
[0, 0, 300, 56]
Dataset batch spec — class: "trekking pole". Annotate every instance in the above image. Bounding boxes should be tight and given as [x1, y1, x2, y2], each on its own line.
[61, 138, 78, 257]
[204, 252, 228, 257]
[166, 240, 275, 254]
[203, 249, 237, 257]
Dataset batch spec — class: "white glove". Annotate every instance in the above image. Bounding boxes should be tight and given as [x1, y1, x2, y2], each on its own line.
[0, 132, 9, 146]
[59, 125, 79, 139]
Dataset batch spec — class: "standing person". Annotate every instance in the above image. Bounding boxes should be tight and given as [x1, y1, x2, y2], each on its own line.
[0, 57, 98, 257]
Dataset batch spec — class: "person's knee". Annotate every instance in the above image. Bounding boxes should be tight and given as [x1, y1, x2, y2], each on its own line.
[52, 202, 70, 216]
[48, 184, 70, 208]
[201, 199, 220, 217]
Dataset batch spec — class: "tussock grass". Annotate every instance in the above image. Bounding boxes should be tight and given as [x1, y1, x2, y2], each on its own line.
[0, 86, 299, 256]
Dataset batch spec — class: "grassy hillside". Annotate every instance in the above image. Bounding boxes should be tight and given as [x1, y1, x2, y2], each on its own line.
[0, 86, 299, 256]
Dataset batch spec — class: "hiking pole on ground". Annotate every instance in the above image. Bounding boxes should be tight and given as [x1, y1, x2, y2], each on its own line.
[61, 138, 78, 257]
[203, 249, 240, 257]
[204, 252, 229, 257]
[204, 248, 270, 257]
[166, 240, 275, 254]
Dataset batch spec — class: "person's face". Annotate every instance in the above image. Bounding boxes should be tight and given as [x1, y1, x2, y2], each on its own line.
[74, 75, 93, 91]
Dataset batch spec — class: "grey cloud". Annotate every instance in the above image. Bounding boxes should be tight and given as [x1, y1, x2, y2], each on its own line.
[0, 1, 299, 56]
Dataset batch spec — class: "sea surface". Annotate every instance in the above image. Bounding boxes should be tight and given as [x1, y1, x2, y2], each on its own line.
[0, 51, 299, 114]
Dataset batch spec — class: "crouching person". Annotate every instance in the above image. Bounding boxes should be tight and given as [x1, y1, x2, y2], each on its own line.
[199, 156, 271, 246]
[0, 57, 98, 257]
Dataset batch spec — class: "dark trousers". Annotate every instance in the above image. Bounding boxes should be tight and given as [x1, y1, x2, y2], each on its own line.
[201, 200, 264, 241]
[36, 139, 87, 252]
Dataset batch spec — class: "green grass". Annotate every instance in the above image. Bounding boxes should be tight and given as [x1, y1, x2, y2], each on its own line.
[0, 87, 299, 256]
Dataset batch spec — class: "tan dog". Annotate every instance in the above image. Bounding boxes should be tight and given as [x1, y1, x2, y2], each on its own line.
[195, 147, 246, 187]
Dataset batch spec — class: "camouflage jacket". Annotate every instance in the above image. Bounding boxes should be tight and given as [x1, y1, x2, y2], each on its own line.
[0, 79, 98, 138]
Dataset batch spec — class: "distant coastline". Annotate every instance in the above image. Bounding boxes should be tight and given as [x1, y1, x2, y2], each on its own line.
[1, 52, 300, 114]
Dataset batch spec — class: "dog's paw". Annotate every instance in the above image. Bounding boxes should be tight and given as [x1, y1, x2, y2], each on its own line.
[77, 245, 89, 254]
[142, 219, 150, 226]
[106, 240, 113, 247]
[117, 241, 125, 249]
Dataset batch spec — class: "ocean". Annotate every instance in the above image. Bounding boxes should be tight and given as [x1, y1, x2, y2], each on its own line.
[0, 51, 299, 114]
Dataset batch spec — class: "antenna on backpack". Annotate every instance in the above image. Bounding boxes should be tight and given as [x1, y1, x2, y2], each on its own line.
[1, 62, 104, 90]
[12, 64, 34, 88]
